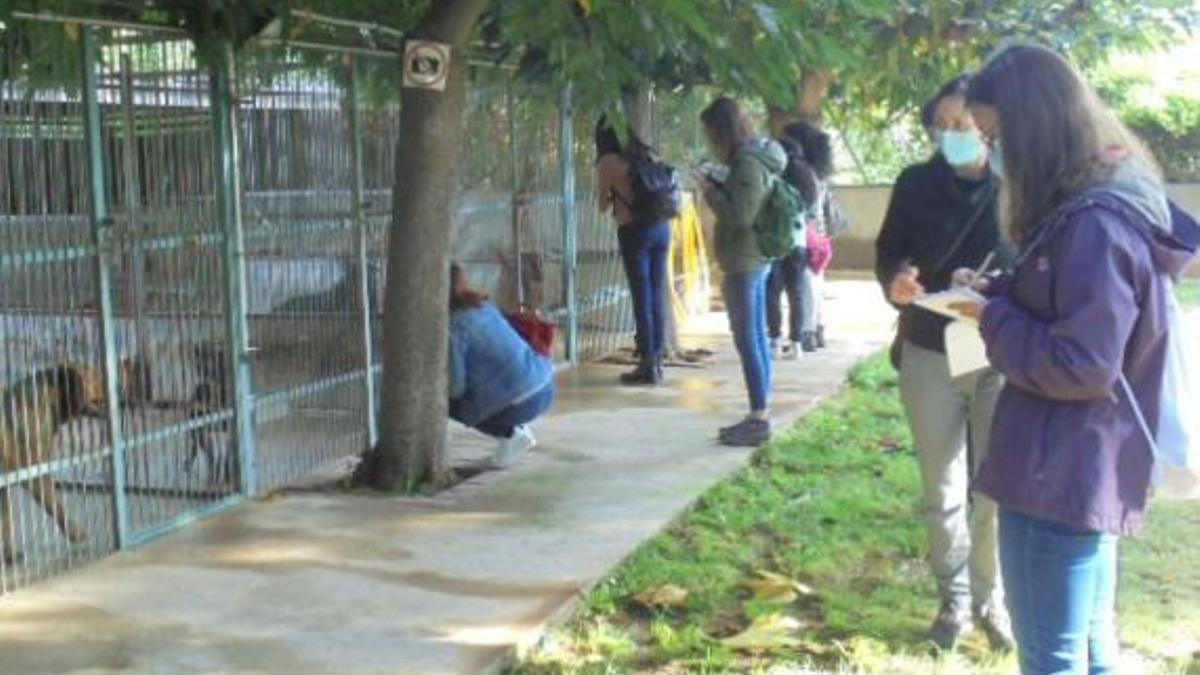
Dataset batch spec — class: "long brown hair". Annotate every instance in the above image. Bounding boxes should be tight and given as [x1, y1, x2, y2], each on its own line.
[449, 263, 488, 310]
[701, 96, 756, 163]
[966, 44, 1159, 242]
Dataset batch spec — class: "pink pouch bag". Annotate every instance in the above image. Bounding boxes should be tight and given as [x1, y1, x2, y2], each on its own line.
[806, 225, 834, 274]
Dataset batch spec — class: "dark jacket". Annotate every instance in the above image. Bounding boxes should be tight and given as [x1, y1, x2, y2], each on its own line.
[976, 160, 1200, 536]
[448, 302, 554, 427]
[875, 155, 1015, 353]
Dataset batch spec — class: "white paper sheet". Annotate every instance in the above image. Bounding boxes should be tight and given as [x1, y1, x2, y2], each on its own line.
[914, 287, 986, 325]
[945, 320, 990, 378]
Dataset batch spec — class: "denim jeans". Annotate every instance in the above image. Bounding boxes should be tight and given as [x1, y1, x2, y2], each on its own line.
[999, 508, 1119, 675]
[454, 384, 556, 439]
[766, 247, 810, 342]
[723, 266, 772, 412]
[618, 221, 671, 359]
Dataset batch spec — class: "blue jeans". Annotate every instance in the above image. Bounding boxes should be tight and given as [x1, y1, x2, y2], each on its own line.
[723, 266, 772, 412]
[766, 247, 811, 342]
[999, 509, 1118, 675]
[618, 221, 671, 359]
[453, 384, 555, 438]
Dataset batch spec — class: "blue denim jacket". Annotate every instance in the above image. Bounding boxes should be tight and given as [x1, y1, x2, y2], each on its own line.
[449, 302, 554, 426]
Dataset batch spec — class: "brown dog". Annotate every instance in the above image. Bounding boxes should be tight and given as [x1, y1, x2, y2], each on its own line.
[1, 363, 105, 563]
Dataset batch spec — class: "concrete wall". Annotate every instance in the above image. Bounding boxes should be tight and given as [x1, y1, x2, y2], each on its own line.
[831, 183, 1200, 277]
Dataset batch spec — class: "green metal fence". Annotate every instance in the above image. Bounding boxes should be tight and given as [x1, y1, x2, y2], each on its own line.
[0, 11, 698, 594]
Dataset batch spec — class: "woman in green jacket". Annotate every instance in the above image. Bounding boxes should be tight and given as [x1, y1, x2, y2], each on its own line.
[700, 97, 787, 447]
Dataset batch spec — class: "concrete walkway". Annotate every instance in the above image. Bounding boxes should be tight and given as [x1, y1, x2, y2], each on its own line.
[0, 280, 892, 675]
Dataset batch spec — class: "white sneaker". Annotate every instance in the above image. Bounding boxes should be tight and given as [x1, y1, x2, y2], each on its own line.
[492, 425, 536, 468]
[779, 342, 801, 361]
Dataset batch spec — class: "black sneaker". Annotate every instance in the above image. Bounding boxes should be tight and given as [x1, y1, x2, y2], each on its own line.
[800, 331, 818, 353]
[620, 362, 660, 386]
[718, 418, 760, 437]
[719, 418, 771, 447]
[816, 325, 827, 349]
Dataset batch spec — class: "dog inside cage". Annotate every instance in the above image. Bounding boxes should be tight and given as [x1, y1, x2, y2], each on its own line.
[0, 363, 106, 563]
[184, 342, 238, 488]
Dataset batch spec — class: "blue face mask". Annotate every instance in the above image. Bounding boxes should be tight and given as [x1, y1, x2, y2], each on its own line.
[988, 139, 1006, 181]
[938, 130, 985, 168]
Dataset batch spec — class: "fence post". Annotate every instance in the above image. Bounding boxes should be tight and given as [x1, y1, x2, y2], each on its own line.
[347, 57, 378, 449]
[559, 84, 579, 362]
[119, 54, 150, 373]
[507, 82, 524, 308]
[208, 37, 257, 497]
[81, 26, 131, 550]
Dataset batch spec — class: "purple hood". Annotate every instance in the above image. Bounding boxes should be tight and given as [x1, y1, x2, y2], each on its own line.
[976, 162, 1199, 535]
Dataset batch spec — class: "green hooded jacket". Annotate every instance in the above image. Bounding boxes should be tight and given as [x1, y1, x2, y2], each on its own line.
[705, 138, 787, 274]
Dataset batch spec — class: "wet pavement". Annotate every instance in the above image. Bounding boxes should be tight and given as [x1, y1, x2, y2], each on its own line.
[0, 280, 893, 675]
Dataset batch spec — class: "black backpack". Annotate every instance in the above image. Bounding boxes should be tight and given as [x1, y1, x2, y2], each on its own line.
[624, 154, 682, 223]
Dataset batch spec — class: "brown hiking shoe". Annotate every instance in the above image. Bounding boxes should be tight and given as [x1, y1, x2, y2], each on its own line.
[976, 602, 1015, 652]
[929, 600, 973, 651]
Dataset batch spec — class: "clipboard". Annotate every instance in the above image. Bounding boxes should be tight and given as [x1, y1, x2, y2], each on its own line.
[913, 287, 986, 325]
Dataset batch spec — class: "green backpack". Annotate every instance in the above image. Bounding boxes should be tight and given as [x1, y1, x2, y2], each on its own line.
[751, 159, 807, 258]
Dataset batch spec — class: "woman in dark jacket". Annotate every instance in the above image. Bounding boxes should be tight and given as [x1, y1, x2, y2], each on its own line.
[783, 121, 842, 351]
[875, 74, 1016, 652]
[764, 136, 818, 359]
[956, 45, 1200, 674]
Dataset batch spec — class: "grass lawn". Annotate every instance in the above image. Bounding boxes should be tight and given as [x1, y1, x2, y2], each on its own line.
[1180, 278, 1200, 308]
[511, 355, 1200, 675]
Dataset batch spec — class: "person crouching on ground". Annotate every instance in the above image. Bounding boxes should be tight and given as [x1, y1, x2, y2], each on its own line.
[700, 96, 785, 448]
[448, 263, 555, 468]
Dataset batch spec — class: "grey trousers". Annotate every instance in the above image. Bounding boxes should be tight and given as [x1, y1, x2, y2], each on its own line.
[899, 340, 1004, 611]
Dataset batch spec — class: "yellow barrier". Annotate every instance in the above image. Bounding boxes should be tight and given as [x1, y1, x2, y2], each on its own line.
[668, 191, 711, 324]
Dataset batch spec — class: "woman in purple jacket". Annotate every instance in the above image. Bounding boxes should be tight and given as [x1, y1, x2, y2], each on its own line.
[954, 45, 1200, 673]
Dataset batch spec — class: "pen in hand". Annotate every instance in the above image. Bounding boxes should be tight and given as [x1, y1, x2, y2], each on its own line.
[946, 252, 996, 320]
[952, 252, 996, 292]
[971, 252, 995, 284]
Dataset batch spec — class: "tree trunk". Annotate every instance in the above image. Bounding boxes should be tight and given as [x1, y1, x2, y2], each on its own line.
[768, 68, 835, 136]
[796, 69, 834, 123]
[358, 0, 491, 492]
[621, 84, 653, 142]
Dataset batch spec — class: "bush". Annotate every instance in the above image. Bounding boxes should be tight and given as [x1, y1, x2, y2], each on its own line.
[1124, 95, 1200, 182]
[1094, 70, 1200, 182]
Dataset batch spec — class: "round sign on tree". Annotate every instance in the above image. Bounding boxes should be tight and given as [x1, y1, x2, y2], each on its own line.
[403, 40, 451, 91]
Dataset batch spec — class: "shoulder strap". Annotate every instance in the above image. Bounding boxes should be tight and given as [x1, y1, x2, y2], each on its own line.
[614, 154, 640, 209]
[930, 182, 997, 277]
[1120, 373, 1160, 458]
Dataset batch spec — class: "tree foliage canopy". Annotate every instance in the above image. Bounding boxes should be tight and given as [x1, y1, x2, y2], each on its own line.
[3, 0, 1196, 119]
